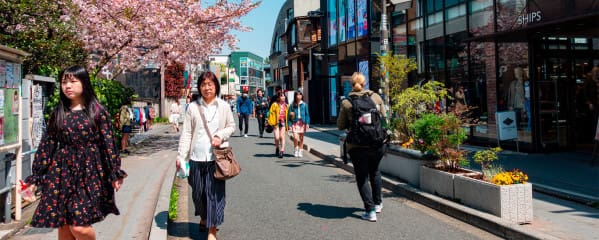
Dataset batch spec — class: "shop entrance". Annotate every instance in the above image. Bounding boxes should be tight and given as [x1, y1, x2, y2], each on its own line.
[533, 37, 599, 152]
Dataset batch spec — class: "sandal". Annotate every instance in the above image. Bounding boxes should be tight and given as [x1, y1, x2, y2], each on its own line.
[199, 223, 219, 232]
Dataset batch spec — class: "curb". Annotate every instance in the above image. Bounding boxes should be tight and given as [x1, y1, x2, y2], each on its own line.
[149, 164, 176, 240]
[303, 142, 561, 240]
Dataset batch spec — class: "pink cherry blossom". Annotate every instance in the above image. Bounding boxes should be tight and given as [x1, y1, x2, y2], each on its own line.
[64, 0, 258, 76]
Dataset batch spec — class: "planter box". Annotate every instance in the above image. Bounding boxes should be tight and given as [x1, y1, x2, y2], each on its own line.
[454, 175, 533, 224]
[420, 166, 457, 199]
[379, 145, 430, 187]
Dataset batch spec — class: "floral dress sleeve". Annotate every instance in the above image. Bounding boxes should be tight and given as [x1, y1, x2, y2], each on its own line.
[98, 108, 127, 182]
[25, 131, 57, 186]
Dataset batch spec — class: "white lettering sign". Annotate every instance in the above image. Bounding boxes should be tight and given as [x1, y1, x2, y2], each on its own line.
[517, 11, 542, 25]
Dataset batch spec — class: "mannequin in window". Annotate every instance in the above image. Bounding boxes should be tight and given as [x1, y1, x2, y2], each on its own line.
[508, 67, 525, 127]
[523, 67, 531, 131]
[454, 85, 468, 117]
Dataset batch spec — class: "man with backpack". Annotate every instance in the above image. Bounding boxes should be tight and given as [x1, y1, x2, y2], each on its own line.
[337, 72, 388, 222]
[236, 92, 254, 137]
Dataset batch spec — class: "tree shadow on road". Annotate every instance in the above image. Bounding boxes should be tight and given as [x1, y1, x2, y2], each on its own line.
[127, 135, 178, 156]
[277, 159, 337, 168]
[325, 174, 356, 183]
[297, 203, 361, 219]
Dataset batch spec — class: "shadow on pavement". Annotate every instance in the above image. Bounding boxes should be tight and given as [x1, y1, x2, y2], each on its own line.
[325, 174, 356, 183]
[534, 193, 599, 219]
[277, 159, 336, 168]
[128, 135, 179, 156]
[297, 203, 361, 219]
[254, 142, 274, 146]
[154, 211, 168, 229]
[168, 222, 207, 240]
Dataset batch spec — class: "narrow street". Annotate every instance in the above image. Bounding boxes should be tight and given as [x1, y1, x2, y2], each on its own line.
[169, 122, 500, 239]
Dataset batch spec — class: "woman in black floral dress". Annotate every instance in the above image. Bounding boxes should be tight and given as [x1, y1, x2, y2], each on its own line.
[24, 65, 127, 240]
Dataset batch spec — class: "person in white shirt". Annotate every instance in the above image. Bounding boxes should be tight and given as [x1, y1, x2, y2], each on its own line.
[176, 71, 235, 240]
[170, 101, 181, 132]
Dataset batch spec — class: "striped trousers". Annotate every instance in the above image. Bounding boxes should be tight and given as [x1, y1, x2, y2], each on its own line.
[187, 161, 226, 228]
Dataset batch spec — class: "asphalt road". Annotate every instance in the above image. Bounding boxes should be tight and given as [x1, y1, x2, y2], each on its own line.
[10, 125, 177, 240]
[178, 121, 501, 240]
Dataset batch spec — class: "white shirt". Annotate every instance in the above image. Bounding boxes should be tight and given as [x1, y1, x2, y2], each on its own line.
[190, 99, 219, 162]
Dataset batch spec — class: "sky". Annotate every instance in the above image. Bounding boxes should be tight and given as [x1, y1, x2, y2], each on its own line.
[218, 0, 284, 60]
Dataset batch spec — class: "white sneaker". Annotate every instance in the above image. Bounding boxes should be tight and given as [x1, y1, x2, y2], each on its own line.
[375, 203, 383, 213]
[244, 134, 248, 138]
[294, 149, 299, 158]
[360, 211, 377, 222]
[298, 150, 303, 158]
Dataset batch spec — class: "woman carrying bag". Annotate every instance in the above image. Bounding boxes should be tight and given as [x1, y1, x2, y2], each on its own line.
[176, 71, 236, 240]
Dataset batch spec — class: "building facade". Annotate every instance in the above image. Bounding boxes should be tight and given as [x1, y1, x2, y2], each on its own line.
[389, 0, 598, 152]
[229, 51, 266, 95]
[302, 0, 599, 152]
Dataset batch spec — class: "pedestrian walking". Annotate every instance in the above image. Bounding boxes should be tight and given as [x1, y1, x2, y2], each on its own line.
[268, 93, 289, 158]
[236, 92, 253, 137]
[254, 89, 269, 138]
[288, 90, 310, 158]
[170, 100, 181, 132]
[119, 100, 133, 154]
[22, 65, 127, 239]
[176, 71, 235, 240]
[337, 72, 387, 222]
[147, 102, 155, 130]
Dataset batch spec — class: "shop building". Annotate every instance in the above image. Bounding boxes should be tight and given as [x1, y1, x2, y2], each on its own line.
[312, 0, 598, 152]
[229, 52, 266, 95]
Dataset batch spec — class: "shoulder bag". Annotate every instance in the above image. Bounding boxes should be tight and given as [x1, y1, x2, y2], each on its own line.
[197, 103, 241, 180]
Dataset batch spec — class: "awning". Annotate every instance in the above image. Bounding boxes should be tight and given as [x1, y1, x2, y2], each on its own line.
[391, 0, 412, 12]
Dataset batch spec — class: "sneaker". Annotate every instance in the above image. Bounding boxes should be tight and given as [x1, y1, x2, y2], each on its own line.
[360, 211, 377, 222]
[294, 150, 299, 158]
[298, 150, 303, 158]
[375, 203, 383, 213]
[278, 151, 284, 158]
[244, 134, 248, 138]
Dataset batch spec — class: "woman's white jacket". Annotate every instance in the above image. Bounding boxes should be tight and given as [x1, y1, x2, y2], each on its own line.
[177, 98, 236, 161]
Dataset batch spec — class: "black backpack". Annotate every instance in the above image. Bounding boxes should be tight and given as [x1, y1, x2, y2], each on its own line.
[345, 92, 387, 147]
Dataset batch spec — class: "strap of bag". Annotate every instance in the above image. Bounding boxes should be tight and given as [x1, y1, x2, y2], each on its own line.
[196, 102, 215, 143]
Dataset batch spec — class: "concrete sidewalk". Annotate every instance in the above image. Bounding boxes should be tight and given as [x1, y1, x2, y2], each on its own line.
[300, 125, 599, 240]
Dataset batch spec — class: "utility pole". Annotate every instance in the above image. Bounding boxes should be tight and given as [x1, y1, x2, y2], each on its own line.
[380, 0, 390, 125]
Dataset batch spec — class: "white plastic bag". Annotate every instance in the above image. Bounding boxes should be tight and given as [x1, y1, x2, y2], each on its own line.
[177, 159, 190, 178]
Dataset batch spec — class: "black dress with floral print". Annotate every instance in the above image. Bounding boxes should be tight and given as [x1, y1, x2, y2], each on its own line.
[25, 108, 127, 228]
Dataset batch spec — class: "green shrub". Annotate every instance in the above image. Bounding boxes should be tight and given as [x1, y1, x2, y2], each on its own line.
[154, 117, 169, 123]
[413, 113, 467, 170]
[168, 182, 179, 221]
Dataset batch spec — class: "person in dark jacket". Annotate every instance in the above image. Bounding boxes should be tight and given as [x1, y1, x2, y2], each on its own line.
[236, 92, 254, 137]
[254, 89, 269, 138]
[337, 72, 386, 222]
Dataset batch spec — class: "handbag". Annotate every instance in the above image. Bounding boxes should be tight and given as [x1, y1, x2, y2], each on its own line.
[197, 103, 241, 180]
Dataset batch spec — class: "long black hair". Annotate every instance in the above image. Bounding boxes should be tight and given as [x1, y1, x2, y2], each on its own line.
[293, 91, 303, 107]
[47, 65, 102, 139]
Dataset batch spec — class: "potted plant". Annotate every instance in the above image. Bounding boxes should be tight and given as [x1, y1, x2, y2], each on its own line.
[415, 112, 470, 199]
[454, 147, 533, 224]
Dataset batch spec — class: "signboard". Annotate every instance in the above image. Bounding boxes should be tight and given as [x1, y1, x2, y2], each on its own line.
[32, 85, 44, 149]
[357, 0, 368, 37]
[496, 111, 518, 141]
[347, 0, 355, 39]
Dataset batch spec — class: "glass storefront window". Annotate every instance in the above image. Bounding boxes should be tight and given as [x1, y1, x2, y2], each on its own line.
[469, 0, 494, 37]
[497, 42, 531, 142]
[425, 37, 445, 82]
[497, 0, 527, 32]
[357, 0, 368, 37]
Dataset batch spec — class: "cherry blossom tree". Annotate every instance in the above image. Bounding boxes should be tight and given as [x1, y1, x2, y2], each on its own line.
[66, 0, 259, 77]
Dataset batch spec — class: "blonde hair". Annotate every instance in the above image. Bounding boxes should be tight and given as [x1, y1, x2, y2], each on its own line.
[351, 72, 366, 91]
